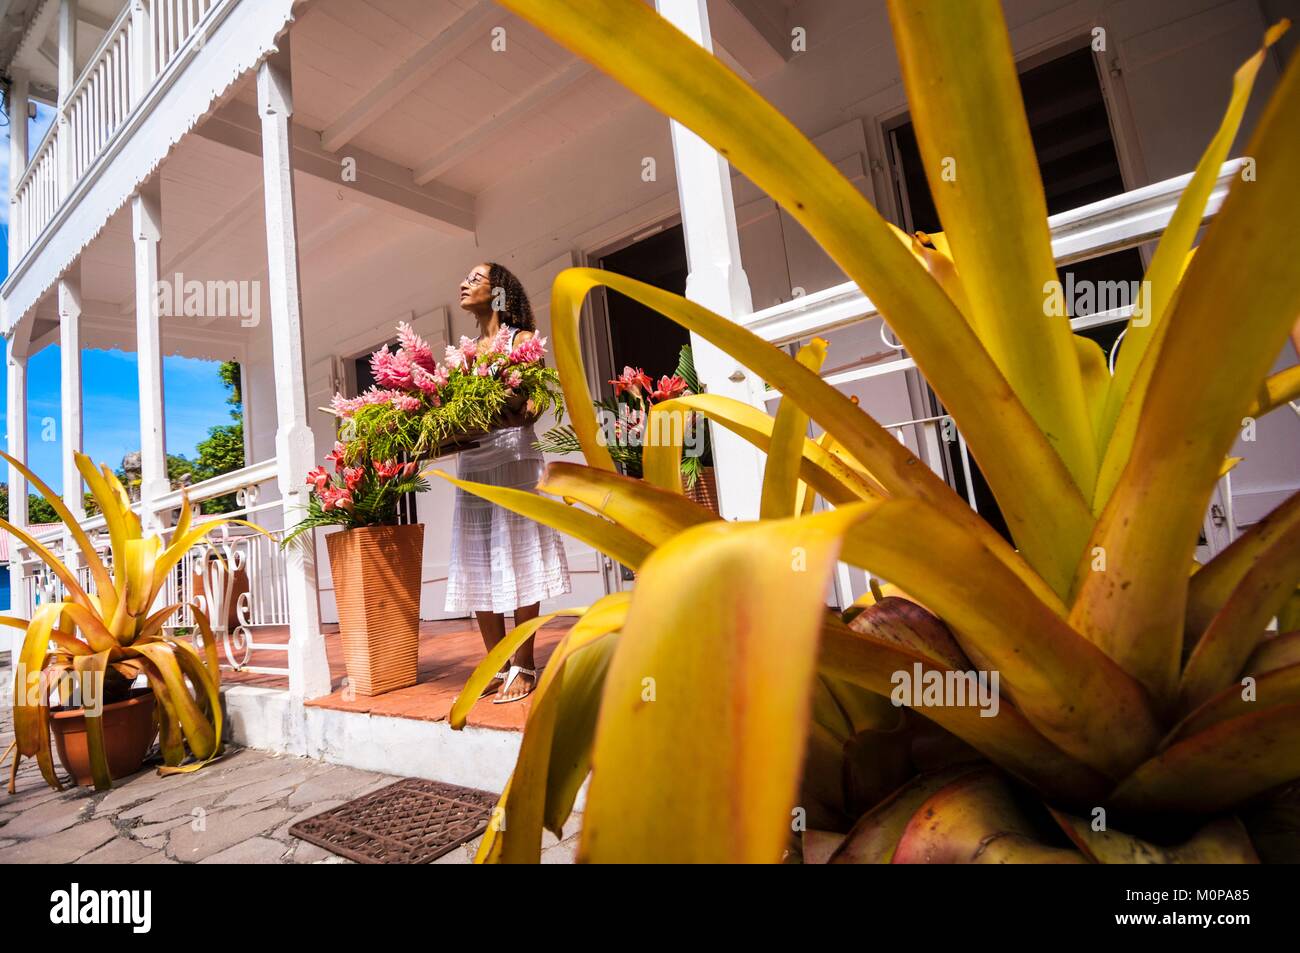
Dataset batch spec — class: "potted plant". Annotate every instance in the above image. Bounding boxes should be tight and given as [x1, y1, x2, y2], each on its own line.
[536, 344, 718, 513]
[283, 452, 430, 696]
[0, 451, 251, 791]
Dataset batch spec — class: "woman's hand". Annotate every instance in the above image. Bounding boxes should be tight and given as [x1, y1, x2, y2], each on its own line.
[498, 390, 541, 429]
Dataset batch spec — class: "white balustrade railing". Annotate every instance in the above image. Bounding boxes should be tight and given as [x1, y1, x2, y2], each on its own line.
[10, 0, 226, 259]
[18, 458, 291, 677]
[66, 9, 135, 184]
[151, 0, 219, 80]
[13, 123, 60, 261]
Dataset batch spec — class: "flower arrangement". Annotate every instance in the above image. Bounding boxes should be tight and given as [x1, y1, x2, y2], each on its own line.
[536, 343, 712, 488]
[331, 322, 564, 463]
[281, 445, 430, 544]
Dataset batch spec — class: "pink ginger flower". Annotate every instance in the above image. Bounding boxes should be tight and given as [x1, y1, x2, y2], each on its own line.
[610, 366, 652, 398]
[459, 335, 479, 361]
[371, 348, 414, 389]
[487, 326, 513, 357]
[650, 374, 688, 402]
[397, 322, 437, 371]
[374, 459, 402, 480]
[475, 363, 491, 377]
[505, 369, 523, 389]
[390, 394, 422, 412]
[444, 344, 468, 371]
[410, 362, 445, 397]
[508, 335, 546, 365]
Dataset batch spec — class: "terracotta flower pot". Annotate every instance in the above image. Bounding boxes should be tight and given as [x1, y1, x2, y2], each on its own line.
[326, 523, 425, 696]
[685, 466, 720, 515]
[51, 689, 159, 787]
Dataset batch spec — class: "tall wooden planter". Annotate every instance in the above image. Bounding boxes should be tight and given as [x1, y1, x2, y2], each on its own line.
[326, 523, 425, 696]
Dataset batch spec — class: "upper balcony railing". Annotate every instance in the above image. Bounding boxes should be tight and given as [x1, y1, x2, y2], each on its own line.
[10, 0, 222, 260]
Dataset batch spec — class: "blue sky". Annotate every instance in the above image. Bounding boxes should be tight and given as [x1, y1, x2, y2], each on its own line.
[2, 103, 235, 496]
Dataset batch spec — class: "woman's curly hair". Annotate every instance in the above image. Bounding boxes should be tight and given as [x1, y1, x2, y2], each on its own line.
[486, 262, 536, 332]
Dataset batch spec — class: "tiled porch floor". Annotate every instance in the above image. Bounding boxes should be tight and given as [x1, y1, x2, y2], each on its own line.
[222, 618, 576, 731]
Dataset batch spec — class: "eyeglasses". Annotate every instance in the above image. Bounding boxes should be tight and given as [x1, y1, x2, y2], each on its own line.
[463, 272, 489, 287]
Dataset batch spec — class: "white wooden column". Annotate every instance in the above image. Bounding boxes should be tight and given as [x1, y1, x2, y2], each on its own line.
[655, 0, 767, 521]
[132, 177, 168, 525]
[257, 39, 331, 700]
[56, 0, 78, 195]
[7, 340, 30, 653]
[59, 268, 86, 550]
[8, 68, 29, 269]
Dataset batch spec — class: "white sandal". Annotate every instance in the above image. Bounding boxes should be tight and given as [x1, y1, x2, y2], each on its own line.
[492, 665, 538, 704]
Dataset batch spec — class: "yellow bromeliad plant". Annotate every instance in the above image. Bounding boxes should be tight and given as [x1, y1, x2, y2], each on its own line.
[1, 450, 255, 792]
[434, 0, 1300, 862]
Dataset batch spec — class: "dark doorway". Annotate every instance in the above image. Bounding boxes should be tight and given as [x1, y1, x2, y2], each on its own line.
[598, 225, 692, 384]
[886, 43, 1144, 543]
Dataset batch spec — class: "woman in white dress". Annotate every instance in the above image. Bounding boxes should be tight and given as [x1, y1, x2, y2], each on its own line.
[445, 262, 572, 703]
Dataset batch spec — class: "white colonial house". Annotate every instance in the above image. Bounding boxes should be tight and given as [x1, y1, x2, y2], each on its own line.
[2, 0, 1297, 786]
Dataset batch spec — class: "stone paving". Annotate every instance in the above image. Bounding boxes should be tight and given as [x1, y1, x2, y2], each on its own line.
[0, 670, 580, 864]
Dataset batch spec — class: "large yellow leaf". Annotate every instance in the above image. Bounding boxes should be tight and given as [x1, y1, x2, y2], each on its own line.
[551, 267, 1090, 597]
[496, 594, 631, 864]
[1184, 490, 1300, 644]
[73, 651, 114, 791]
[1112, 701, 1300, 814]
[0, 450, 115, 612]
[819, 613, 1110, 803]
[1178, 517, 1300, 714]
[646, 393, 883, 504]
[537, 462, 719, 546]
[762, 339, 827, 518]
[1101, 20, 1290, 451]
[830, 500, 1158, 779]
[429, 470, 653, 570]
[578, 503, 878, 862]
[888, 0, 1096, 498]
[1070, 51, 1300, 705]
[503, 0, 1096, 591]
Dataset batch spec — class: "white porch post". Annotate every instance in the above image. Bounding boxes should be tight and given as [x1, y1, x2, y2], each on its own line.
[257, 39, 331, 700]
[132, 177, 168, 526]
[655, 0, 767, 521]
[59, 268, 86, 547]
[56, 0, 78, 196]
[8, 68, 29, 269]
[7, 342, 30, 654]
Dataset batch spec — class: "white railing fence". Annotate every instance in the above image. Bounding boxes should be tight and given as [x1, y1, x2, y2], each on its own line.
[10, 0, 225, 258]
[747, 159, 1253, 598]
[17, 458, 291, 678]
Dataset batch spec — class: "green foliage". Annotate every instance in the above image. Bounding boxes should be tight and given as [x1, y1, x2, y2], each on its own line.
[347, 362, 564, 463]
[282, 463, 430, 546]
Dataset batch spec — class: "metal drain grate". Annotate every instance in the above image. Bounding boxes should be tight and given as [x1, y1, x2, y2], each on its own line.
[290, 778, 499, 863]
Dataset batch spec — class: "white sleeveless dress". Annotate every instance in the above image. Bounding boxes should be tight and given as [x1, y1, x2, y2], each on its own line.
[444, 326, 573, 614]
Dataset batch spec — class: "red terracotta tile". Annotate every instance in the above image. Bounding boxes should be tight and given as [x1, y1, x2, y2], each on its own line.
[236, 619, 574, 731]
